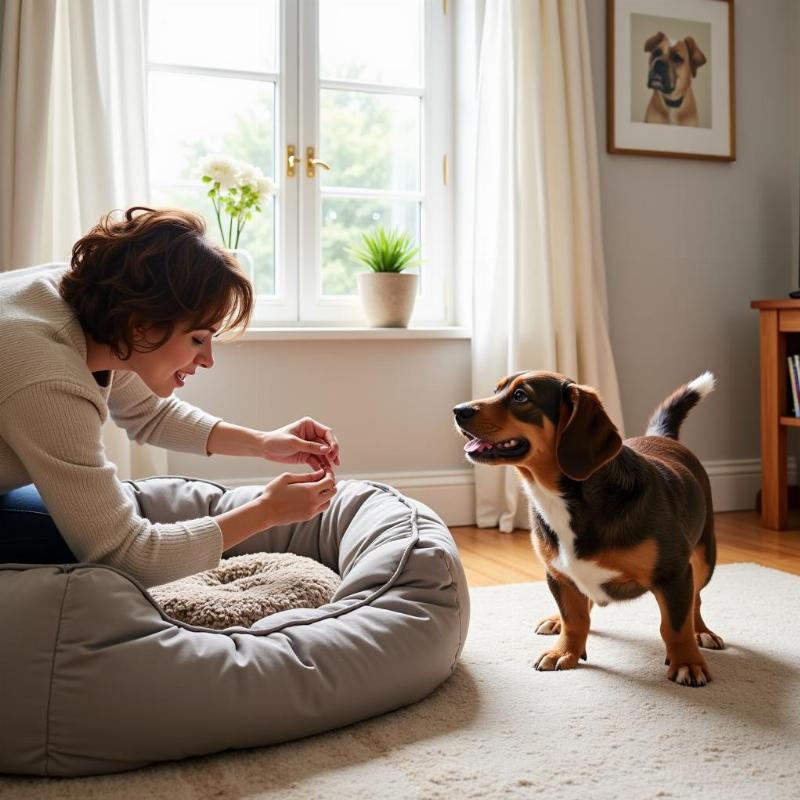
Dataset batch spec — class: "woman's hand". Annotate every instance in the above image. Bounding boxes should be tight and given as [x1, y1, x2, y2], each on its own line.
[206, 419, 341, 473]
[260, 469, 337, 526]
[260, 417, 341, 471]
[216, 469, 337, 551]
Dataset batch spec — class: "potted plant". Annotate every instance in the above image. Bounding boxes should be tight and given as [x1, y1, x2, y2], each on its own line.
[351, 227, 421, 327]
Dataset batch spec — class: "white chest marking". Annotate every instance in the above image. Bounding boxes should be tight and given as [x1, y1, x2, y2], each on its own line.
[523, 481, 620, 605]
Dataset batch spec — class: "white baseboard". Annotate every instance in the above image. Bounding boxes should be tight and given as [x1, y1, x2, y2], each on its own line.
[365, 469, 477, 526]
[705, 457, 796, 513]
[217, 458, 792, 527]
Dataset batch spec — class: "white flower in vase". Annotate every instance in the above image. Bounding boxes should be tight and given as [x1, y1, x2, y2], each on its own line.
[197, 154, 239, 191]
[197, 155, 276, 251]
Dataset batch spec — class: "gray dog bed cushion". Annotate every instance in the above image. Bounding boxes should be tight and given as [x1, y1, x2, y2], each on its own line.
[150, 552, 342, 629]
[0, 479, 469, 777]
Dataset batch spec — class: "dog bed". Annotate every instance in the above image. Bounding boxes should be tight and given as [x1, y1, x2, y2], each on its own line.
[0, 480, 469, 777]
[150, 552, 342, 629]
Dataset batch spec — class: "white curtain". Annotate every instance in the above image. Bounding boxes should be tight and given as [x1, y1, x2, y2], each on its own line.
[470, 0, 624, 531]
[0, 0, 57, 268]
[0, 0, 166, 479]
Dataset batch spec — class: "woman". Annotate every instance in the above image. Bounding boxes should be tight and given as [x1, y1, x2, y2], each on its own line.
[0, 207, 340, 587]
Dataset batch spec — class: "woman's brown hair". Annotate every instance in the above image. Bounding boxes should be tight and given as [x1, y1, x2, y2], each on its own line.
[60, 207, 254, 359]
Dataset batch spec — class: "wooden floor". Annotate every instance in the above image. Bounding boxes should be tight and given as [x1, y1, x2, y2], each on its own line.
[450, 509, 800, 587]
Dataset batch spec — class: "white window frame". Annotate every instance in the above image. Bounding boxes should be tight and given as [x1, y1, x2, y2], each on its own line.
[145, 0, 453, 326]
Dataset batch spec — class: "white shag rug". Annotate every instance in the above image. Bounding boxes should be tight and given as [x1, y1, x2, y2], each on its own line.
[1, 563, 798, 800]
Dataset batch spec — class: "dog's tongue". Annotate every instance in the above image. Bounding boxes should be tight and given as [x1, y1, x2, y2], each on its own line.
[465, 438, 491, 454]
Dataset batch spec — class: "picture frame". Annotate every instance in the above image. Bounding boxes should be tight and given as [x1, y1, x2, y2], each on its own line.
[607, 0, 735, 162]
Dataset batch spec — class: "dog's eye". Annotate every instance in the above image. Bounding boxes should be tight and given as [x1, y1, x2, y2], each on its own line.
[672, 53, 683, 63]
[512, 388, 528, 403]
[652, 47, 662, 58]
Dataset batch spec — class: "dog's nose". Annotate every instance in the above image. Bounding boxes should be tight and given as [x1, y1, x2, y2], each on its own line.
[453, 404, 477, 422]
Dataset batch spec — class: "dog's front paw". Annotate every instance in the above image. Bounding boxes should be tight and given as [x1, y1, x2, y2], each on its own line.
[533, 647, 586, 671]
[667, 659, 712, 687]
[696, 630, 725, 650]
[535, 614, 561, 635]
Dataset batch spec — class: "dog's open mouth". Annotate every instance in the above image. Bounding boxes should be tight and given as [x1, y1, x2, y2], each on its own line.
[461, 434, 530, 461]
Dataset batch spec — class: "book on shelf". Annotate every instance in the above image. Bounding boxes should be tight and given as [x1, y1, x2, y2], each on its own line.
[789, 355, 800, 417]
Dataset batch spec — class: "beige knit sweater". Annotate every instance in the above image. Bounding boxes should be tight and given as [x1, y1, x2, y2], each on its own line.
[0, 264, 224, 587]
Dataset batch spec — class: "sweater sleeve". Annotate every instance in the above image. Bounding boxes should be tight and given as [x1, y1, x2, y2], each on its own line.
[0, 381, 223, 587]
[107, 370, 221, 455]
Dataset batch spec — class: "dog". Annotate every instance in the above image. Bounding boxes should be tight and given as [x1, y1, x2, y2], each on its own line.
[453, 371, 725, 687]
[644, 31, 706, 126]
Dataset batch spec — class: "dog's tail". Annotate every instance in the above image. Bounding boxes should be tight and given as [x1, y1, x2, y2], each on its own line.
[645, 371, 715, 440]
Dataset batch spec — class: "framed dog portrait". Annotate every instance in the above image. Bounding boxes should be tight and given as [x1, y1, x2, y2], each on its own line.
[607, 0, 735, 161]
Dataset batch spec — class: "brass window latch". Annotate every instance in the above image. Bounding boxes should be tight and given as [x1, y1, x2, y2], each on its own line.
[306, 146, 331, 178]
[287, 145, 332, 178]
[287, 145, 300, 177]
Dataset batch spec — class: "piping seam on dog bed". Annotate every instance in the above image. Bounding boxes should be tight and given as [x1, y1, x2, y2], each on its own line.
[435, 547, 464, 675]
[123, 475, 230, 493]
[43, 569, 72, 777]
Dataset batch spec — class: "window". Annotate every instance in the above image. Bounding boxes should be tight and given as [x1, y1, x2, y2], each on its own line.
[146, 0, 453, 325]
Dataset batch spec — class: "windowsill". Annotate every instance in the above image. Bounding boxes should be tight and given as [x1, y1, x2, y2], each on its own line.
[220, 325, 472, 342]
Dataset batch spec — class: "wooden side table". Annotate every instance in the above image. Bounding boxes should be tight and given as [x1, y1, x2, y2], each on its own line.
[750, 299, 800, 529]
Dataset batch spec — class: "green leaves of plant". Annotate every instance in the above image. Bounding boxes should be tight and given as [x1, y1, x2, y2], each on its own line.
[349, 227, 421, 273]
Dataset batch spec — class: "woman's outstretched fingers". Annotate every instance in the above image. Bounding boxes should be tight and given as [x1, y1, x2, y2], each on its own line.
[259, 469, 337, 527]
[284, 467, 336, 499]
[306, 417, 340, 467]
[283, 468, 325, 484]
[318, 473, 337, 496]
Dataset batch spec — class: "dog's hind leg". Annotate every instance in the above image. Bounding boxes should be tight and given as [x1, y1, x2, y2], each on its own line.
[654, 565, 712, 686]
[691, 536, 725, 650]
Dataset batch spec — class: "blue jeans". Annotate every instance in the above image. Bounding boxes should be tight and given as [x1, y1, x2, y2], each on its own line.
[0, 485, 77, 564]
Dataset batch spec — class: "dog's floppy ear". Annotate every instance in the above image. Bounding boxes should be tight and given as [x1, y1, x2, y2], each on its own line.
[684, 36, 707, 76]
[644, 31, 666, 53]
[556, 384, 622, 481]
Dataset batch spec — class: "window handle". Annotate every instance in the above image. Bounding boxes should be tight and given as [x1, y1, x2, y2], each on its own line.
[306, 146, 331, 178]
[287, 145, 301, 177]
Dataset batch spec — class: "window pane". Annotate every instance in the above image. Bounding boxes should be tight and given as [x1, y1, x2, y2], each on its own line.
[147, 72, 276, 295]
[148, 0, 278, 73]
[148, 72, 274, 184]
[320, 90, 420, 192]
[319, 0, 421, 86]
[321, 197, 420, 296]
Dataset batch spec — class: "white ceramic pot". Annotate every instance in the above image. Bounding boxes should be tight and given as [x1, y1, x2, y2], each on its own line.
[356, 272, 419, 328]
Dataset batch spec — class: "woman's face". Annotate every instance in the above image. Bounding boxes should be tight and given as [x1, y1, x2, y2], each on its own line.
[129, 324, 216, 397]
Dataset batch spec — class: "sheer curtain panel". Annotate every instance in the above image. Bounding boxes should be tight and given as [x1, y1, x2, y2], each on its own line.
[470, 0, 624, 531]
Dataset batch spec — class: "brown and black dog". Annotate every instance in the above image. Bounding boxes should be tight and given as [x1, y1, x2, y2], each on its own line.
[453, 371, 725, 687]
[644, 32, 707, 126]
